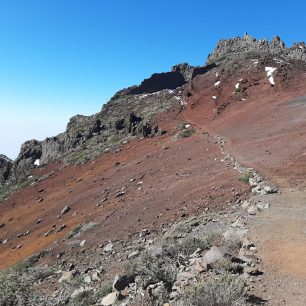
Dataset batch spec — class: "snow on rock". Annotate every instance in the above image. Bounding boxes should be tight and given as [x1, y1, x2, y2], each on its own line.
[215, 72, 219, 77]
[214, 81, 221, 87]
[34, 159, 40, 166]
[235, 82, 240, 90]
[212, 96, 217, 100]
[265, 67, 277, 85]
[184, 124, 191, 128]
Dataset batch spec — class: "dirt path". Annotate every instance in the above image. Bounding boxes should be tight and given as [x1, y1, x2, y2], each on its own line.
[246, 190, 306, 305]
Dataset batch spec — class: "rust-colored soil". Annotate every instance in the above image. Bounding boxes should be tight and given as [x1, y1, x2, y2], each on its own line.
[0, 111, 248, 268]
[1, 62, 306, 304]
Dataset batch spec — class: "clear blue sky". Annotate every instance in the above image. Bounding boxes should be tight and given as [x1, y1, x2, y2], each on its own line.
[0, 0, 305, 159]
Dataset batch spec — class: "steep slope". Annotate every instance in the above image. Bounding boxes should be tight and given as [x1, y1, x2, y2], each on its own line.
[1, 34, 306, 305]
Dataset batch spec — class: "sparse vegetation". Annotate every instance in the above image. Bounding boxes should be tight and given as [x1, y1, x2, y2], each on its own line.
[96, 282, 113, 298]
[178, 128, 195, 138]
[70, 290, 96, 306]
[239, 171, 253, 183]
[175, 274, 246, 306]
[67, 224, 83, 239]
[0, 263, 50, 306]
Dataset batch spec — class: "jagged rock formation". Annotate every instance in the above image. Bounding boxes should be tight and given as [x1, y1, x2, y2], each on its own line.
[207, 34, 306, 64]
[1, 61, 217, 186]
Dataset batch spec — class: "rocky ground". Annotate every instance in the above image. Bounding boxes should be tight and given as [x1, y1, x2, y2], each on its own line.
[1, 34, 306, 305]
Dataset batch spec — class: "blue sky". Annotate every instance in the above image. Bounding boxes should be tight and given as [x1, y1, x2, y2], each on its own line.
[0, 0, 305, 159]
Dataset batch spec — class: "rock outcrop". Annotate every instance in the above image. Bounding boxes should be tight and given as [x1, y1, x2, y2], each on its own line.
[0, 155, 13, 186]
[207, 34, 306, 64]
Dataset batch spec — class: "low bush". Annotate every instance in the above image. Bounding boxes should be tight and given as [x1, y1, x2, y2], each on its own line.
[239, 171, 253, 184]
[0, 263, 48, 306]
[178, 128, 195, 138]
[96, 282, 113, 298]
[175, 273, 246, 306]
[67, 224, 83, 239]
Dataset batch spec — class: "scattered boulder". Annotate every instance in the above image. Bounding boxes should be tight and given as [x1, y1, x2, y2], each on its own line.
[103, 242, 113, 253]
[101, 292, 118, 306]
[113, 275, 135, 291]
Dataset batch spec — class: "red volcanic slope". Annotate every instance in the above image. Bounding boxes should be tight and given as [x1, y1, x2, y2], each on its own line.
[1, 57, 306, 268]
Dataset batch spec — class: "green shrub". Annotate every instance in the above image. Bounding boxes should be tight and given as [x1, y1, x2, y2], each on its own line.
[239, 171, 253, 184]
[176, 274, 246, 306]
[67, 224, 83, 239]
[96, 283, 113, 298]
[70, 290, 96, 306]
[0, 263, 47, 305]
[178, 128, 195, 138]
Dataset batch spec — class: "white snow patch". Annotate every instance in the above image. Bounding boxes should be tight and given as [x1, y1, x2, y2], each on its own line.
[34, 159, 40, 166]
[214, 81, 221, 87]
[298, 45, 304, 50]
[265, 67, 277, 85]
[184, 124, 191, 128]
[235, 82, 240, 90]
[167, 89, 175, 94]
[212, 96, 217, 100]
[215, 72, 219, 77]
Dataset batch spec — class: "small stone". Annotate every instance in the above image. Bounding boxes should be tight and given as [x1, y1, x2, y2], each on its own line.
[115, 191, 125, 198]
[249, 178, 257, 187]
[80, 240, 86, 247]
[139, 228, 150, 238]
[57, 224, 67, 232]
[92, 271, 100, 281]
[61, 206, 70, 216]
[103, 242, 113, 253]
[84, 275, 91, 284]
[248, 206, 257, 215]
[260, 189, 267, 196]
[128, 250, 139, 259]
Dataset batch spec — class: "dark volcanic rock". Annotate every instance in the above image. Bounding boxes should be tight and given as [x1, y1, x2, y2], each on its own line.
[129, 71, 186, 94]
[0, 155, 13, 186]
[10, 140, 42, 183]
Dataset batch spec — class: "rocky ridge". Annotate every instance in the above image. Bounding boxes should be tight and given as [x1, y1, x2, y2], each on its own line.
[207, 33, 306, 64]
